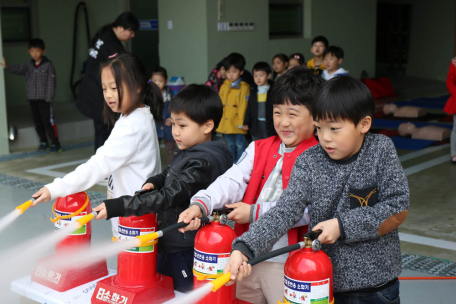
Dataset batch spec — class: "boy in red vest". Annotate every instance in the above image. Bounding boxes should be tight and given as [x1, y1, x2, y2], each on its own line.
[178, 67, 324, 303]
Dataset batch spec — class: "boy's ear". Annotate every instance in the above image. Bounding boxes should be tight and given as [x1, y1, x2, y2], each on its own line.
[240, 70, 244, 76]
[360, 116, 372, 134]
[338, 58, 343, 65]
[203, 119, 215, 135]
[268, 73, 272, 80]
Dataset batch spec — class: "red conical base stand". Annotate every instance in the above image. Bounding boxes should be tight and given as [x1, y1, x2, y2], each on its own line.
[31, 255, 108, 292]
[92, 273, 174, 304]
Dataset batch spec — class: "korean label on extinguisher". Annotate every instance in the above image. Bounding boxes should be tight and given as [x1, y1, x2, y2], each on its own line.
[193, 249, 230, 275]
[283, 275, 329, 304]
[118, 225, 155, 253]
[54, 209, 87, 235]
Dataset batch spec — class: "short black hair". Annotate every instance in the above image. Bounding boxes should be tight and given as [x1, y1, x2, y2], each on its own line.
[311, 35, 329, 48]
[215, 57, 227, 70]
[313, 76, 374, 125]
[152, 66, 168, 80]
[29, 39, 45, 50]
[324, 46, 344, 59]
[113, 12, 140, 32]
[289, 53, 305, 65]
[224, 53, 245, 71]
[273, 53, 289, 63]
[170, 84, 223, 133]
[270, 66, 324, 112]
[252, 61, 271, 75]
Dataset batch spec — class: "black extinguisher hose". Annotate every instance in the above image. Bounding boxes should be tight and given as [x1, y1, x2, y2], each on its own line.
[160, 216, 212, 235]
[247, 229, 323, 266]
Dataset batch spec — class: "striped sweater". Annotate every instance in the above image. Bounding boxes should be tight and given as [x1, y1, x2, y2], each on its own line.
[232, 133, 409, 292]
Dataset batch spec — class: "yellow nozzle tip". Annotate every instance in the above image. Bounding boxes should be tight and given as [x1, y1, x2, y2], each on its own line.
[75, 213, 95, 227]
[16, 200, 33, 214]
[136, 232, 159, 246]
[210, 272, 231, 292]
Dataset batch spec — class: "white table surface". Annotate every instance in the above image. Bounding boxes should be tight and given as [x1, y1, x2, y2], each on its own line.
[11, 269, 184, 304]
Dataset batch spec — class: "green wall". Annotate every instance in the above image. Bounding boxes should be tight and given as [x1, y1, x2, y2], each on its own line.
[3, 0, 123, 107]
[379, 0, 455, 81]
[159, 0, 377, 84]
[0, 14, 9, 154]
[158, 0, 208, 84]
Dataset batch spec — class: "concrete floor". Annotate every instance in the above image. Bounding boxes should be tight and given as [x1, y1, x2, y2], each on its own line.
[0, 76, 455, 303]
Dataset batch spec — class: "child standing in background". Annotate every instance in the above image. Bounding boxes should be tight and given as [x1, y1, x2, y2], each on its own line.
[288, 53, 306, 70]
[30, 53, 163, 239]
[152, 66, 176, 165]
[243, 61, 275, 140]
[444, 57, 456, 164]
[1, 38, 61, 152]
[272, 53, 289, 80]
[217, 55, 250, 163]
[307, 35, 329, 76]
[322, 46, 349, 80]
[205, 57, 227, 92]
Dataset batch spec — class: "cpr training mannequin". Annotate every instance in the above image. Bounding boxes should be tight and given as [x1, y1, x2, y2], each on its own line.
[383, 103, 426, 118]
[398, 122, 451, 141]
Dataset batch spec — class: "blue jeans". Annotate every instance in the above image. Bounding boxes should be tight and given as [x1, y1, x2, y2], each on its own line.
[334, 279, 400, 304]
[224, 134, 246, 163]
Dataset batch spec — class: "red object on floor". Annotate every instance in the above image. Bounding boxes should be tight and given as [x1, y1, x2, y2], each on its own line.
[363, 77, 396, 99]
[92, 214, 175, 304]
[53, 124, 59, 138]
[439, 115, 454, 122]
[376, 129, 400, 137]
[193, 220, 237, 304]
[31, 192, 108, 292]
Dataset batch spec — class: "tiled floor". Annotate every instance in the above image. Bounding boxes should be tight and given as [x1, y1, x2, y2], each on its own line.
[0, 77, 455, 303]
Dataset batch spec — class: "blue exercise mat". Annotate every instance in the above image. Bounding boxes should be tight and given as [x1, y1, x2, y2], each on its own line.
[390, 136, 436, 150]
[371, 119, 453, 130]
[394, 100, 445, 109]
[393, 95, 449, 109]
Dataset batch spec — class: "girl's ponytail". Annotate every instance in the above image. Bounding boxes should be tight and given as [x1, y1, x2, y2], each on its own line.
[145, 80, 164, 123]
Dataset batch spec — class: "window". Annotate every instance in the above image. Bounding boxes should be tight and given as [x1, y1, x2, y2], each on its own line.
[269, 0, 303, 39]
[0, 0, 32, 42]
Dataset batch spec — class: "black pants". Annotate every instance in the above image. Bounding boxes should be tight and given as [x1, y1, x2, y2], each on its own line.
[93, 120, 112, 152]
[157, 249, 194, 293]
[29, 100, 59, 145]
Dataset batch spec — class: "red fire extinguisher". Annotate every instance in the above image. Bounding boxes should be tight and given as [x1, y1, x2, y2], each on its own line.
[280, 231, 334, 304]
[31, 192, 108, 292]
[193, 210, 237, 304]
[92, 214, 175, 304]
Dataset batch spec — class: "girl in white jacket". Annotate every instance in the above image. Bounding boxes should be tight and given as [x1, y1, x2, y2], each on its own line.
[31, 53, 163, 236]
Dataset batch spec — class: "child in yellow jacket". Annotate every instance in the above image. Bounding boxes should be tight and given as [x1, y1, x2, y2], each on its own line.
[217, 54, 250, 163]
[307, 35, 329, 76]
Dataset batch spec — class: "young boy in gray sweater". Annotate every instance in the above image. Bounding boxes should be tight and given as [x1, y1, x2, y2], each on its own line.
[226, 76, 409, 303]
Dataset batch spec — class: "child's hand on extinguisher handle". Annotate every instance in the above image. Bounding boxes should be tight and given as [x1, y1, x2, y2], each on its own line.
[177, 205, 203, 233]
[31, 187, 51, 206]
[312, 218, 340, 244]
[223, 250, 252, 286]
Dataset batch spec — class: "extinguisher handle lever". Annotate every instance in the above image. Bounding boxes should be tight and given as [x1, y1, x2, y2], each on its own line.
[160, 216, 212, 235]
[212, 208, 234, 215]
[303, 229, 322, 241]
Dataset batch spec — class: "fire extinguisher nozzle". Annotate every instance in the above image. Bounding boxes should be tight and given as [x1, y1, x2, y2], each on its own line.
[136, 231, 160, 246]
[210, 272, 231, 292]
[75, 212, 95, 228]
[15, 199, 34, 215]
